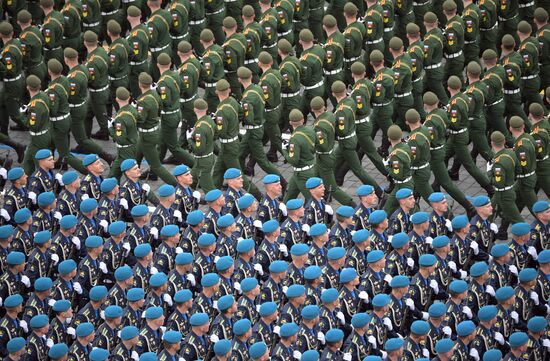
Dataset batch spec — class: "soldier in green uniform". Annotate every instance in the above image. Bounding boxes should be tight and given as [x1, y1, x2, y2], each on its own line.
[106, 20, 131, 116]
[462, 0, 481, 65]
[282, 109, 316, 201]
[100, 0, 123, 42]
[363, 0, 385, 70]
[60, 0, 82, 52]
[146, 0, 172, 81]
[534, 8, 550, 90]
[176, 40, 200, 149]
[108, 87, 139, 180]
[405, 23, 425, 119]
[278, 39, 303, 133]
[293, 0, 309, 47]
[517, 21, 544, 111]
[322, 15, 345, 107]
[21, 75, 52, 174]
[126, 6, 150, 99]
[222, 17, 247, 100]
[188, 0, 206, 55]
[0, 21, 24, 134]
[258, 51, 282, 162]
[405, 109, 433, 204]
[342, 3, 364, 84]
[258, 1, 278, 65]
[384, 125, 413, 214]
[370, 49, 394, 157]
[413, 0, 432, 34]
[46, 59, 88, 174]
[309, 0, 324, 42]
[479, 0, 498, 54]
[380, 0, 395, 64]
[500, 34, 529, 123]
[200, 29, 225, 113]
[17, 11, 47, 86]
[394, 0, 414, 40]
[40, 0, 64, 64]
[299, 29, 326, 116]
[242, 6, 265, 81]
[529, 103, 550, 196]
[389, 37, 413, 130]
[327, 0, 345, 31]
[423, 12, 448, 106]
[83, 31, 110, 141]
[81, 0, 102, 35]
[204, 0, 225, 44]
[190, 99, 216, 192]
[134, 72, 178, 186]
[168, 0, 191, 67]
[274, 0, 294, 44]
[442, 0, 465, 81]
[496, 0, 519, 46]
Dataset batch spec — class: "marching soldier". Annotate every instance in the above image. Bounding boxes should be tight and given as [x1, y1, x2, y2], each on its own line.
[258, 52, 283, 163]
[298, 29, 326, 115]
[405, 109, 433, 203]
[176, 41, 201, 145]
[17, 11, 47, 86]
[383, 126, 413, 214]
[146, 0, 172, 81]
[529, 104, 550, 197]
[40, 0, 64, 64]
[106, 20, 131, 116]
[222, 17, 246, 100]
[278, 39, 302, 134]
[200, 29, 225, 112]
[322, 15, 344, 107]
[342, 4, 364, 84]
[442, 0, 465, 80]
[126, 6, 150, 99]
[500, 34, 529, 123]
[423, 12, 449, 105]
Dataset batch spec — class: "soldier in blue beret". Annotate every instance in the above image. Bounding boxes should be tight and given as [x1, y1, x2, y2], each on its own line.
[257, 174, 286, 225]
[466, 261, 494, 317]
[318, 288, 346, 336]
[307, 223, 328, 267]
[193, 233, 217, 288]
[171, 164, 201, 230]
[273, 322, 299, 360]
[327, 205, 354, 249]
[250, 301, 279, 347]
[118, 159, 159, 222]
[515, 268, 548, 328]
[2, 167, 30, 227]
[471, 305, 502, 356]
[286, 243, 309, 286]
[402, 320, 430, 360]
[101, 220, 129, 286]
[31, 191, 58, 237]
[233, 238, 257, 286]
[384, 337, 404, 359]
[434, 338, 454, 359]
[322, 247, 346, 290]
[157, 330, 183, 359]
[366, 293, 397, 352]
[303, 265, 323, 306]
[193, 272, 220, 321]
[89, 348, 110, 361]
[27, 314, 50, 360]
[509, 222, 538, 273]
[234, 194, 258, 241]
[0, 294, 25, 355]
[360, 250, 391, 303]
[235, 277, 260, 325]
[216, 256, 237, 298]
[526, 316, 548, 360]
[337, 268, 362, 324]
[530, 200, 550, 252]
[488, 243, 514, 290]
[139, 352, 158, 361]
[48, 342, 69, 360]
[232, 318, 253, 360]
[365, 210, 390, 253]
[426, 192, 451, 239]
[483, 349, 503, 361]
[353, 185, 378, 232]
[80, 154, 108, 203]
[202, 189, 224, 239]
[179, 209, 204, 256]
[181, 312, 211, 360]
[386, 232, 415, 277]
[493, 286, 518, 341]
[295, 305, 321, 352]
[321, 328, 345, 360]
[27, 149, 57, 198]
[468, 195, 499, 257]
[280, 198, 308, 250]
[253, 220, 281, 280]
[249, 341, 268, 360]
[212, 339, 232, 358]
[166, 288, 193, 334]
[134, 307, 165, 354]
[260, 260, 288, 305]
[148, 184, 180, 250]
[303, 177, 335, 230]
[408, 254, 445, 314]
[444, 280, 472, 336]
[55, 171, 80, 220]
[343, 313, 371, 360]
[506, 332, 529, 359]
[222, 168, 249, 218]
[216, 214, 238, 259]
[96, 177, 122, 226]
[280, 284, 306, 325]
[388, 188, 414, 236]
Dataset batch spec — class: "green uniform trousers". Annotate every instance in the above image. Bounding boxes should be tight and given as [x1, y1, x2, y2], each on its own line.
[205, 87, 220, 114]
[310, 8, 325, 43]
[226, 73, 242, 101]
[284, 167, 315, 202]
[70, 102, 104, 155]
[27, 62, 48, 87]
[189, 20, 206, 55]
[464, 41, 480, 66]
[504, 93, 529, 124]
[413, 3, 432, 34]
[150, 47, 173, 81]
[334, 139, 380, 188]
[191, 153, 215, 192]
[280, 94, 303, 133]
[521, 76, 543, 112]
[0, 79, 24, 133]
[412, 78, 426, 119]
[444, 131, 491, 188]
[158, 112, 194, 166]
[213, 141, 261, 198]
[444, 56, 464, 82]
[179, 97, 198, 149]
[371, 103, 394, 153]
[412, 165, 433, 204]
[44, 48, 64, 65]
[535, 158, 550, 197]
[206, 10, 226, 44]
[325, 72, 344, 108]
[85, 89, 109, 135]
[136, 130, 178, 185]
[264, 106, 282, 154]
[393, 95, 414, 130]
[430, 147, 471, 210]
[129, 62, 150, 99]
[424, 69, 449, 105]
[109, 145, 138, 180]
[51, 115, 87, 173]
[492, 188, 523, 224]
[316, 153, 354, 206]
[469, 121, 494, 162]
[23, 133, 53, 174]
[107, 77, 130, 115]
[239, 127, 282, 176]
[303, 84, 326, 117]
[486, 100, 513, 145]
[480, 28, 498, 55]
[516, 174, 537, 216]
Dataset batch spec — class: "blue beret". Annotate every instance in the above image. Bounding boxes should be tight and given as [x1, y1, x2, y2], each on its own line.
[201, 273, 220, 287]
[205, 189, 222, 202]
[291, 243, 309, 256]
[82, 154, 99, 167]
[7, 337, 26, 354]
[336, 206, 354, 217]
[372, 293, 390, 307]
[428, 192, 446, 203]
[149, 272, 168, 287]
[100, 177, 118, 193]
[449, 280, 468, 294]
[198, 233, 216, 247]
[301, 350, 320, 361]
[280, 322, 299, 337]
[249, 342, 268, 359]
[4, 294, 23, 308]
[80, 198, 98, 213]
[326, 329, 344, 343]
[127, 288, 145, 301]
[269, 260, 288, 273]
[214, 339, 232, 356]
[527, 316, 547, 332]
[121, 326, 139, 340]
[233, 318, 252, 335]
[286, 198, 304, 210]
[176, 252, 194, 265]
[519, 268, 537, 282]
[217, 214, 235, 228]
[533, 200, 550, 213]
[14, 208, 31, 224]
[457, 321, 476, 336]
[34, 277, 53, 291]
[262, 174, 280, 184]
[511, 222, 530, 236]
[163, 330, 182, 344]
[321, 288, 339, 303]
[61, 171, 78, 185]
[411, 320, 430, 335]
[241, 277, 258, 292]
[139, 352, 158, 361]
[108, 221, 126, 236]
[7, 167, 24, 181]
[396, 188, 413, 200]
[491, 243, 510, 257]
[286, 284, 306, 298]
[216, 256, 234, 271]
[186, 210, 204, 225]
[539, 249, 550, 264]
[37, 191, 55, 206]
[85, 235, 103, 248]
[305, 177, 323, 189]
[483, 349, 503, 361]
[429, 302, 446, 317]
[259, 302, 277, 316]
[352, 229, 369, 243]
[309, 223, 327, 237]
[145, 306, 164, 319]
[301, 305, 320, 319]
[0, 225, 13, 238]
[224, 168, 241, 179]
[391, 232, 409, 248]
[172, 164, 190, 176]
[134, 243, 151, 258]
[34, 230, 51, 244]
[385, 338, 404, 351]
[451, 215, 469, 230]
[419, 254, 437, 267]
[411, 211, 429, 224]
[53, 300, 71, 312]
[6, 251, 24, 265]
[104, 305, 123, 318]
[237, 194, 255, 210]
[363, 357, 381, 361]
[158, 184, 175, 197]
[478, 305, 498, 321]
[509, 332, 529, 348]
[236, 238, 255, 253]
[174, 289, 193, 303]
[339, 268, 358, 283]
[357, 184, 375, 196]
[367, 250, 384, 263]
[470, 262, 489, 277]
[390, 275, 410, 288]
[58, 260, 76, 275]
[89, 285, 108, 301]
[327, 247, 346, 260]
[160, 224, 179, 237]
[472, 195, 490, 207]
[30, 314, 49, 329]
[120, 159, 137, 172]
[369, 209, 387, 225]
[351, 313, 370, 328]
[435, 339, 455, 354]
[262, 219, 279, 234]
[59, 215, 78, 229]
[35, 149, 52, 160]
[130, 204, 148, 217]
[48, 343, 69, 360]
[495, 286, 514, 301]
[217, 294, 235, 311]
[304, 265, 322, 280]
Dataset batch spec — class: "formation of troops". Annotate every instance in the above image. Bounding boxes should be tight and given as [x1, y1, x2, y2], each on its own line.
[0, 0, 549, 359]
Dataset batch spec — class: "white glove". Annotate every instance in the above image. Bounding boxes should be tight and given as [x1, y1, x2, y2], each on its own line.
[301, 224, 310, 233]
[405, 298, 415, 310]
[486, 161, 493, 173]
[192, 191, 201, 202]
[470, 240, 480, 255]
[20, 320, 28, 333]
[325, 204, 334, 215]
[448, 261, 457, 272]
[383, 158, 389, 166]
[81, 194, 89, 201]
[159, 326, 166, 334]
[48, 298, 56, 307]
[234, 282, 241, 293]
[253, 220, 263, 228]
[186, 128, 194, 140]
[53, 211, 62, 221]
[281, 140, 289, 150]
[274, 326, 280, 335]
[150, 266, 158, 275]
[254, 263, 264, 276]
[55, 173, 64, 186]
[142, 183, 151, 194]
[119, 198, 129, 210]
[279, 244, 288, 256]
[122, 242, 131, 255]
[528, 246, 538, 260]
[100, 310, 105, 319]
[509, 265, 518, 275]
[359, 291, 369, 301]
[210, 334, 219, 343]
[542, 339, 550, 349]
[486, 285, 496, 297]
[107, 117, 114, 129]
[470, 348, 480, 361]
[384, 274, 393, 284]
[490, 223, 499, 233]
[67, 327, 76, 337]
[256, 304, 261, 313]
[150, 227, 159, 239]
[239, 128, 247, 136]
[495, 332, 505, 345]
[71, 237, 81, 250]
[186, 273, 196, 286]
[173, 210, 183, 222]
[511, 311, 519, 323]
[99, 219, 109, 232]
[462, 306, 473, 319]
[530, 291, 540, 305]
[282, 286, 289, 294]
[445, 218, 453, 231]
[459, 270, 468, 279]
[350, 230, 356, 236]
[368, 335, 377, 347]
[46, 338, 54, 348]
[429, 279, 439, 293]
[407, 257, 414, 268]
[293, 350, 302, 360]
[336, 311, 346, 324]
[443, 326, 452, 336]
[0, 209, 10, 221]
[73, 282, 83, 294]
[131, 351, 139, 361]
[176, 247, 183, 254]
[422, 348, 429, 358]
[19, 105, 28, 114]
[343, 353, 352, 361]
[214, 256, 220, 263]
[425, 236, 433, 245]
[383, 317, 393, 331]
[162, 293, 173, 306]
[148, 206, 156, 214]
[28, 191, 37, 204]
[279, 203, 288, 216]
[317, 331, 326, 344]
[50, 254, 59, 265]
[99, 262, 108, 274]
[381, 351, 388, 359]
[422, 311, 429, 320]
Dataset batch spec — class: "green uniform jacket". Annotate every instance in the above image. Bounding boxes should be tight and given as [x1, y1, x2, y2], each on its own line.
[300, 44, 326, 86]
[82, 0, 101, 28]
[280, 56, 301, 94]
[491, 148, 518, 188]
[293, 0, 309, 21]
[392, 53, 413, 94]
[443, 15, 464, 56]
[408, 41, 424, 82]
[241, 84, 265, 126]
[351, 78, 373, 118]
[275, 0, 294, 34]
[518, 38, 540, 77]
[20, 26, 45, 70]
[108, 38, 131, 79]
[178, 56, 201, 99]
[386, 142, 412, 182]
[147, 9, 172, 50]
[157, 70, 182, 112]
[0, 39, 22, 79]
[169, 0, 191, 39]
[314, 112, 336, 153]
[324, 31, 345, 72]
[260, 8, 278, 46]
[215, 97, 241, 139]
[372, 68, 394, 105]
[447, 92, 469, 131]
[201, 44, 224, 85]
[343, 21, 365, 60]
[86, 47, 109, 89]
[127, 24, 150, 64]
[260, 69, 282, 109]
[243, 22, 265, 62]
[364, 4, 384, 42]
[423, 28, 444, 68]
[46, 76, 70, 117]
[25, 92, 51, 133]
[42, 11, 64, 50]
[496, 0, 517, 20]
[283, 124, 316, 167]
[110, 105, 139, 146]
[67, 64, 89, 106]
[61, 1, 82, 40]
[136, 89, 161, 129]
[191, 115, 216, 156]
[424, 109, 449, 149]
[408, 126, 431, 166]
[222, 33, 247, 72]
[462, 4, 480, 43]
[514, 133, 537, 176]
[205, 0, 224, 13]
[500, 52, 524, 90]
[531, 119, 550, 161]
[537, 25, 550, 68]
[466, 80, 487, 124]
[190, 0, 205, 20]
[482, 65, 505, 104]
[479, 0, 497, 30]
[334, 97, 356, 147]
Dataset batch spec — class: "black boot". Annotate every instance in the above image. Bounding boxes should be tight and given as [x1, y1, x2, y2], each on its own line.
[91, 128, 109, 141]
[99, 152, 115, 165]
[266, 144, 278, 162]
[140, 169, 158, 181]
[484, 184, 495, 197]
[162, 154, 178, 165]
[384, 176, 395, 194]
[243, 158, 255, 177]
[9, 124, 28, 131]
[448, 169, 459, 181]
[4, 140, 26, 163]
[54, 158, 68, 170]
